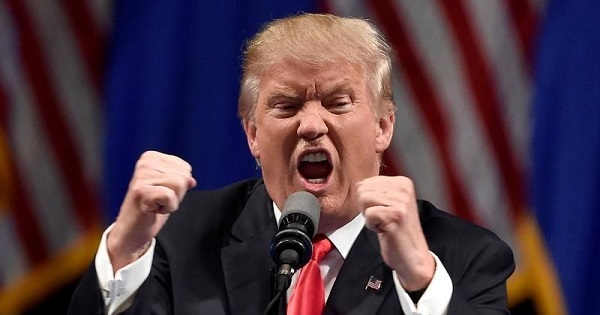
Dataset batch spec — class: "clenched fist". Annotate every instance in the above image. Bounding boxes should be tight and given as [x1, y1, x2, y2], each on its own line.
[107, 151, 197, 271]
[357, 175, 435, 291]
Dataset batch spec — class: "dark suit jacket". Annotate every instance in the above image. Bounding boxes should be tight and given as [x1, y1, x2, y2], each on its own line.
[69, 178, 515, 314]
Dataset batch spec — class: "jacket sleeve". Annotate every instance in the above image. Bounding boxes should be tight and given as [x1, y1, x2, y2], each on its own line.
[68, 262, 106, 315]
[446, 234, 515, 315]
[68, 242, 174, 315]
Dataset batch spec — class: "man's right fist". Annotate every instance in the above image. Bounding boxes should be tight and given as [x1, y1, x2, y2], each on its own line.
[107, 151, 197, 271]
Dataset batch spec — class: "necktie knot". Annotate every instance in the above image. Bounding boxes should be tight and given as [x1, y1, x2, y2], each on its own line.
[311, 234, 333, 263]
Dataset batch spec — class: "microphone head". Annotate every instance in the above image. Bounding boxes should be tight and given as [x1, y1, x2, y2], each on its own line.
[270, 191, 321, 269]
[279, 191, 320, 238]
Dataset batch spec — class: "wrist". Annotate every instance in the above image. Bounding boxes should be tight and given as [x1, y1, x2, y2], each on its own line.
[107, 227, 152, 271]
[396, 252, 435, 291]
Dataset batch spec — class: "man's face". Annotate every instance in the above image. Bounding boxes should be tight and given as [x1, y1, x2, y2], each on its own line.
[244, 59, 394, 232]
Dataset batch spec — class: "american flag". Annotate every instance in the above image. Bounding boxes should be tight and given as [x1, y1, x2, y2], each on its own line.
[0, 0, 109, 313]
[1, 0, 583, 314]
[365, 276, 382, 291]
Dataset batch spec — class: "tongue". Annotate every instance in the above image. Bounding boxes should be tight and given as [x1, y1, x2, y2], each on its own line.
[298, 161, 331, 179]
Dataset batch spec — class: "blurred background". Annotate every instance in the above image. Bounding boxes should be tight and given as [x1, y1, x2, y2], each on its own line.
[0, 0, 598, 314]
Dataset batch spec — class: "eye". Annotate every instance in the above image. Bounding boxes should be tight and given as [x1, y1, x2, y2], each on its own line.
[324, 96, 352, 113]
[273, 103, 298, 111]
[270, 101, 301, 118]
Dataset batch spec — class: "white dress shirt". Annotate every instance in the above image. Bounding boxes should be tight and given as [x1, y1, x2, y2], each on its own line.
[96, 204, 452, 315]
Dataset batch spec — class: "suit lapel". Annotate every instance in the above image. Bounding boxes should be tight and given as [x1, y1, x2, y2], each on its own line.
[326, 228, 396, 315]
[220, 182, 280, 315]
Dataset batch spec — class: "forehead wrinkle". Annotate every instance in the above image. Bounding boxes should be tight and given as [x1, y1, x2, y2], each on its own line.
[266, 77, 316, 101]
[265, 82, 299, 99]
[316, 79, 355, 98]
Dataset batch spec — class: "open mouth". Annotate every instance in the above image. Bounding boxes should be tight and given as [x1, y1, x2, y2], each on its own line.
[298, 151, 332, 184]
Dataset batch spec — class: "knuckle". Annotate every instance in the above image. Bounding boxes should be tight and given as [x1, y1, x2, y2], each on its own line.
[398, 176, 414, 189]
[135, 158, 153, 171]
[129, 182, 148, 197]
[140, 150, 159, 160]
[165, 187, 179, 200]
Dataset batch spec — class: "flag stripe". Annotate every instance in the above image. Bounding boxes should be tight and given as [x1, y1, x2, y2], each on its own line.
[0, 215, 29, 286]
[438, 0, 526, 217]
[380, 151, 403, 177]
[464, 0, 532, 165]
[368, 0, 478, 222]
[23, 0, 104, 186]
[84, 0, 111, 32]
[0, 82, 6, 127]
[5, 0, 100, 233]
[317, 0, 334, 14]
[0, 78, 50, 264]
[59, 0, 105, 89]
[2, 2, 82, 255]
[0, 114, 48, 264]
[389, 0, 506, 228]
[8, 164, 50, 264]
[503, 0, 538, 69]
[460, 0, 532, 244]
[387, 71, 451, 211]
[0, 82, 29, 286]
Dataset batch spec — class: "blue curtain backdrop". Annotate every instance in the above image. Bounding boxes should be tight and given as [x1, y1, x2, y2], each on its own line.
[532, 0, 600, 314]
[104, 1, 318, 221]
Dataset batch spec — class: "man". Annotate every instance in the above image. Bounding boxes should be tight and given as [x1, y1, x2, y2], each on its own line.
[69, 13, 514, 314]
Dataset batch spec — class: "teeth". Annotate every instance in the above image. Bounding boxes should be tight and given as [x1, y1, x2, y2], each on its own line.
[301, 152, 327, 162]
[308, 178, 326, 184]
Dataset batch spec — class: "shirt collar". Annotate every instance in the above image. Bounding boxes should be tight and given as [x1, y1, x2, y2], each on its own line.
[273, 202, 365, 259]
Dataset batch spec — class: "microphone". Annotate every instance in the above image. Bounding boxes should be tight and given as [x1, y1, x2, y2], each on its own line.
[269, 191, 320, 293]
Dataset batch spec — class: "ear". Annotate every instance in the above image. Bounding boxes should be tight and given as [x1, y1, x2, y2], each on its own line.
[243, 119, 260, 158]
[375, 111, 395, 153]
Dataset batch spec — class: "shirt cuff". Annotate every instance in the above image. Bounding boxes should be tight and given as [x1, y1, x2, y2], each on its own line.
[95, 223, 156, 315]
[393, 251, 452, 315]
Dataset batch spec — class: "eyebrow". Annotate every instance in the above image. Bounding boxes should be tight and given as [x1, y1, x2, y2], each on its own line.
[267, 80, 355, 100]
[264, 82, 300, 98]
[319, 82, 354, 97]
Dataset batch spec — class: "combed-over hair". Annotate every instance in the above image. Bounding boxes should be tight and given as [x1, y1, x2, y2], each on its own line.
[238, 13, 394, 122]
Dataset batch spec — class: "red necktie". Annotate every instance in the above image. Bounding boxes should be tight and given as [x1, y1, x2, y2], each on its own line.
[287, 234, 333, 315]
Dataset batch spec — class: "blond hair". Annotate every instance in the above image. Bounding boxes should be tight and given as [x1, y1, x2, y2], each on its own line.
[238, 13, 394, 121]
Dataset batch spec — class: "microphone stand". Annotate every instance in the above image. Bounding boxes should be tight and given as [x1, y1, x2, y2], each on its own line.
[263, 263, 293, 315]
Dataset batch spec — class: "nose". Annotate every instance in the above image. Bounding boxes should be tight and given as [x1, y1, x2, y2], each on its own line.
[297, 103, 328, 140]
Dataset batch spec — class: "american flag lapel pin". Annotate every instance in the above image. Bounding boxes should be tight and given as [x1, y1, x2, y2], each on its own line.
[365, 276, 382, 291]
